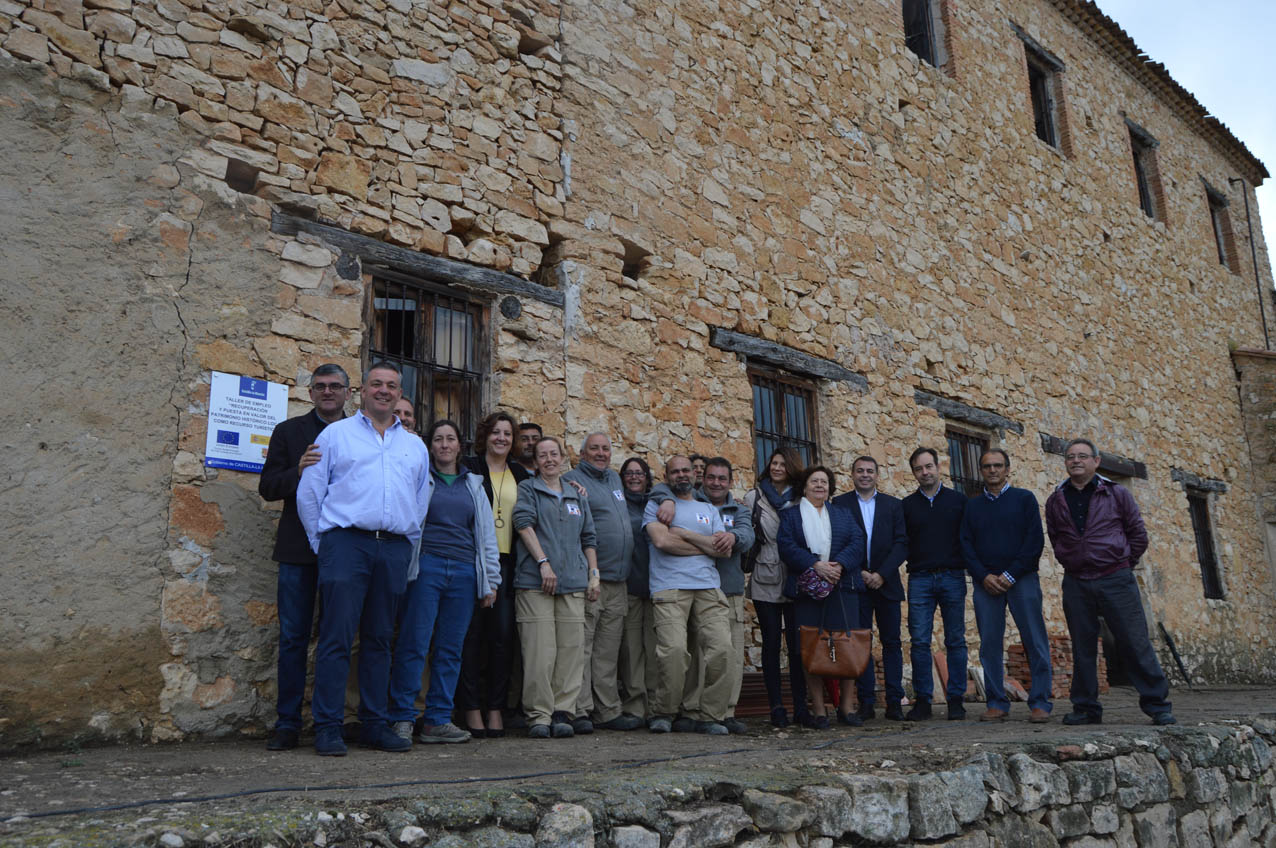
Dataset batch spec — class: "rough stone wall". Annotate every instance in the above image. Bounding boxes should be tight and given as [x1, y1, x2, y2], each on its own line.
[1234, 349, 1276, 598]
[1, 0, 1275, 748]
[0, 0, 573, 747]
[553, 0, 1276, 685]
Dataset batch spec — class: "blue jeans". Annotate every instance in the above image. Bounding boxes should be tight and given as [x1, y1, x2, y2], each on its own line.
[311, 528, 412, 731]
[1062, 570, 1171, 718]
[389, 553, 478, 725]
[907, 570, 968, 705]
[275, 562, 318, 731]
[972, 572, 1052, 713]
[856, 591, 903, 707]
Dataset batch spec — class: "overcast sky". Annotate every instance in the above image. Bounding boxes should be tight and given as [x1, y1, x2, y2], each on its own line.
[1095, 0, 1276, 284]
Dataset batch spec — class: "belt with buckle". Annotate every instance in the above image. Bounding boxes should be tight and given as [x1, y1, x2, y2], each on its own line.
[343, 527, 407, 543]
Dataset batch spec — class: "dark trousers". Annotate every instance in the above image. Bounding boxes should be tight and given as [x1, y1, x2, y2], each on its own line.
[907, 569, 969, 705]
[753, 599, 808, 716]
[1062, 570, 1171, 718]
[856, 590, 904, 706]
[275, 562, 318, 731]
[457, 552, 518, 712]
[312, 528, 411, 730]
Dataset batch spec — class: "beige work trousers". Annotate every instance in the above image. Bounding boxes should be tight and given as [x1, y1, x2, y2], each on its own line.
[619, 594, 657, 718]
[682, 593, 747, 716]
[576, 579, 628, 722]
[516, 589, 585, 726]
[651, 587, 732, 721]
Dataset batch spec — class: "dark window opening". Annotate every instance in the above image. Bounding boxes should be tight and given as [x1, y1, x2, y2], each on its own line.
[620, 237, 652, 281]
[1187, 489, 1223, 599]
[945, 428, 988, 497]
[1026, 53, 1058, 147]
[1129, 129, 1159, 220]
[368, 267, 487, 448]
[749, 368, 819, 477]
[225, 158, 260, 194]
[1207, 188, 1236, 271]
[903, 0, 946, 68]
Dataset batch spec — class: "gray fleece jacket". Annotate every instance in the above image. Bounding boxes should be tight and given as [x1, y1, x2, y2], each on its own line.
[563, 460, 633, 582]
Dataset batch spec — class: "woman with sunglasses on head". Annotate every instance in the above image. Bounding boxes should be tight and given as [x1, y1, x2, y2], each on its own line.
[743, 446, 810, 728]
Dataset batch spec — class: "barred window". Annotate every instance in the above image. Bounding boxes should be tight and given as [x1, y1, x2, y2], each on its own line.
[367, 267, 486, 445]
[749, 368, 819, 475]
[945, 428, 988, 497]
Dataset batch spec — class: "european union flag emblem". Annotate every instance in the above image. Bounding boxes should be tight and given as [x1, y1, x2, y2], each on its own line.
[216, 430, 240, 446]
[238, 376, 268, 400]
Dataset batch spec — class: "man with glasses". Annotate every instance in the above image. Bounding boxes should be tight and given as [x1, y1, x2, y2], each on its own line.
[960, 449, 1052, 723]
[1045, 439, 1175, 726]
[259, 364, 350, 750]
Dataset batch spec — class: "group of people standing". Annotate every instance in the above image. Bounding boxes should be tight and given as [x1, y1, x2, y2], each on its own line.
[259, 362, 1176, 756]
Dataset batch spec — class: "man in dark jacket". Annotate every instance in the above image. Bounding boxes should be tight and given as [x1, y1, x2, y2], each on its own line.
[901, 447, 969, 722]
[832, 456, 908, 721]
[960, 449, 1052, 723]
[258, 364, 349, 750]
[1045, 438, 1175, 726]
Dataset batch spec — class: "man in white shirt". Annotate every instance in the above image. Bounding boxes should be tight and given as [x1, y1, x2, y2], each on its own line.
[297, 361, 430, 756]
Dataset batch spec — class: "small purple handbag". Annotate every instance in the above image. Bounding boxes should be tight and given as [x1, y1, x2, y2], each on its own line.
[797, 568, 834, 600]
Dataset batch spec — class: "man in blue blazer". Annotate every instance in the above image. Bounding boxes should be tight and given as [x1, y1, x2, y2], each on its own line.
[832, 456, 908, 720]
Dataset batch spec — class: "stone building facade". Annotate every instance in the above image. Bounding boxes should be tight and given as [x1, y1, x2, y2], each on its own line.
[1, 0, 1274, 747]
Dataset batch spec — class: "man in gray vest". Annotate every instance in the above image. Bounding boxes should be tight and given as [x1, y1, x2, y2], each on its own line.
[564, 432, 641, 731]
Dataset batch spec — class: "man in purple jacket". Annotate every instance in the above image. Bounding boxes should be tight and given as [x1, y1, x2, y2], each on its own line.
[1045, 439, 1175, 726]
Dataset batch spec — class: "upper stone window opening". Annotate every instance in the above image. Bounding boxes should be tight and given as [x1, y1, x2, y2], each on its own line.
[902, 0, 951, 73]
[1203, 180, 1239, 273]
[1126, 118, 1165, 224]
[1012, 23, 1067, 153]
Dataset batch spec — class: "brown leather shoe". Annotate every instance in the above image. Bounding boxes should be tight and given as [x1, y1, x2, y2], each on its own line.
[1028, 708, 1051, 723]
[978, 708, 1008, 722]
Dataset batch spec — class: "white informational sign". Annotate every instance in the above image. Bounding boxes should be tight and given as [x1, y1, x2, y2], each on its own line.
[204, 371, 289, 473]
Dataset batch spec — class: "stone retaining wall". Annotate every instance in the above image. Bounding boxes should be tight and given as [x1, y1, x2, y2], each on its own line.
[69, 720, 1276, 848]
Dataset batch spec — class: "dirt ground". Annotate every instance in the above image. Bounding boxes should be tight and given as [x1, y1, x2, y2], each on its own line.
[3, 685, 1273, 841]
